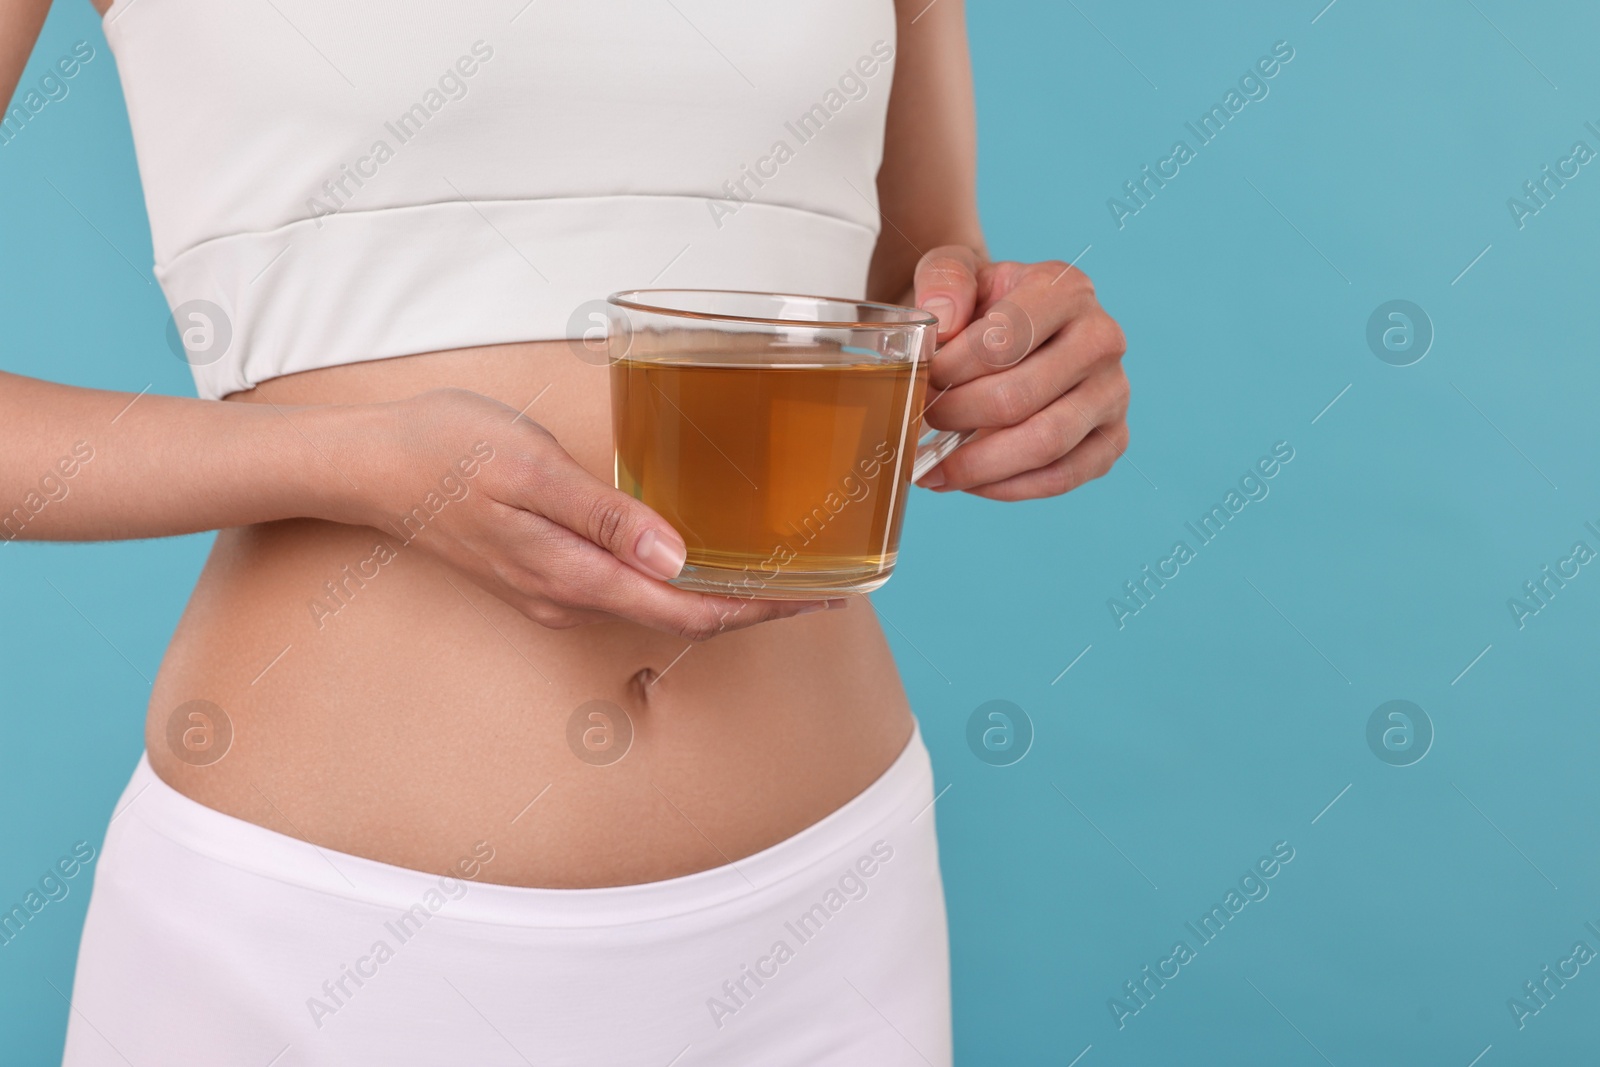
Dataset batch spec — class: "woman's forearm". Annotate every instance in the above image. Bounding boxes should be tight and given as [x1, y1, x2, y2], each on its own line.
[0, 371, 373, 542]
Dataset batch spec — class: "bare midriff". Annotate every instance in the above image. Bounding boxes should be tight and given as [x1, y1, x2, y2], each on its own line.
[144, 341, 915, 888]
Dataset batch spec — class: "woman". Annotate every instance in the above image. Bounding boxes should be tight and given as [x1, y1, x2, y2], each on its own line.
[5, 0, 1128, 1062]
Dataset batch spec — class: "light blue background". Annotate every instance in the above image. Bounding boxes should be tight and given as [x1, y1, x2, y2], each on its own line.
[3, 0, 1598, 1063]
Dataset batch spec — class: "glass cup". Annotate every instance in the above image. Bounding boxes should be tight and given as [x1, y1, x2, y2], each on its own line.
[602, 289, 972, 599]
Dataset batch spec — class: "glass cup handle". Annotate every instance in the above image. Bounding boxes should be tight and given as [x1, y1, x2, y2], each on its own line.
[913, 427, 976, 483]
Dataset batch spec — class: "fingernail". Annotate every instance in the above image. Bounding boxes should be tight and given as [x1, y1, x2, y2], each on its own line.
[635, 528, 686, 581]
[795, 602, 829, 616]
[918, 467, 946, 489]
[824, 598, 849, 611]
[921, 298, 955, 336]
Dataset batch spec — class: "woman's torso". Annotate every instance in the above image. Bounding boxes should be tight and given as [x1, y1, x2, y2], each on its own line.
[148, 343, 914, 888]
[96, 0, 918, 887]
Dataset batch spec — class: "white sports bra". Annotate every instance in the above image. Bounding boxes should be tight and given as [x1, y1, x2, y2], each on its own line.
[102, 1, 896, 399]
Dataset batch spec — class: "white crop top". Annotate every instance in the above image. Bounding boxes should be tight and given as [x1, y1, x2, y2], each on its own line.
[102, 1, 897, 399]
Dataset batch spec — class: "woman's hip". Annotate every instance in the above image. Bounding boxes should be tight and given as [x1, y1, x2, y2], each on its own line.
[65, 722, 951, 1066]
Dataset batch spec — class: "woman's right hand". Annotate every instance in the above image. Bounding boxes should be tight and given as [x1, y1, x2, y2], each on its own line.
[338, 388, 839, 641]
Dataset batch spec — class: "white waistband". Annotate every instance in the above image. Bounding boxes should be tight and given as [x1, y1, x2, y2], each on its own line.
[115, 723, 930, 929]
[161, 195, 879, 400]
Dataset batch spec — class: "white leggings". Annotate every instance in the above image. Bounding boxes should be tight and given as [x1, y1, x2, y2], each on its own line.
[64, 726, 951, 1066]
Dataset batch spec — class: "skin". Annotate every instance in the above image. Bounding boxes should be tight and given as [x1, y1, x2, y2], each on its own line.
[4, 0, 1128, 888]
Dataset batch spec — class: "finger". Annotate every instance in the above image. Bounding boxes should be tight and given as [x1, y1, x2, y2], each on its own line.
[676, 591, 851, 638]
[930, 262, 1106, 392]
[504, 438, 689, 583]
[912, 245, 981, 342]
[525, 521, 845, 640]
[964, 421, 1129, 503]
[520, 581, 843, 639]
[928, 367, 1129, 492]
[927, 317, 1121, 432]
[585, 568, 846, 641]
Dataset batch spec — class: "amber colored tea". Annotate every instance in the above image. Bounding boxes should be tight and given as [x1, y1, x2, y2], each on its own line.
[611, 350, 929, 596]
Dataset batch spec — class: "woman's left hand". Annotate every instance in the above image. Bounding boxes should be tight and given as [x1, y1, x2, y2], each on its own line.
[911, 245, 1130, 501]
